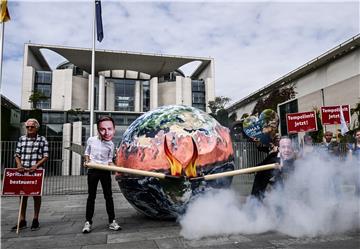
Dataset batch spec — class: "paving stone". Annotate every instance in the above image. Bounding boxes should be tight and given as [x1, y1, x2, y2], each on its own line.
[107, 226, 180, 243]
[4, 233, 107, 249]
[1, 193, 359, 249]
[82, 239, 159, 249]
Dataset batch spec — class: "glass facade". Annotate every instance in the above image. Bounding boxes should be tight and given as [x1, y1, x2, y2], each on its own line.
[22, 110, 141, 144]
[110, 79, 135, 111]
[106, 78, 150, 112]
[142, 81, 150, 112]
[34, 71, 52, 109]
[192, 80, 206, 111]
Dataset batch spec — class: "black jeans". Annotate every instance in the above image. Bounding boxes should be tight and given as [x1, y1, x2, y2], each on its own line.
[86, 169, 115, 224]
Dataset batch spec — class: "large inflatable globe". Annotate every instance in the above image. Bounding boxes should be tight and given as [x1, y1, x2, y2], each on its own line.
[115, 105, 234, 219]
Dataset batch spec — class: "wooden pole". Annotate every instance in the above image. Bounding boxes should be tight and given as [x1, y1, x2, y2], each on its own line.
[87, 162, 279, 181]
[86, 162, 181, 180]
[16, 196, 23, 234]
[191, 163, 279, 181]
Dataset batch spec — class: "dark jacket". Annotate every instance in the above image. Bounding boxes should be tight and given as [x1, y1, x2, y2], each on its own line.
[251, 152, 295, 200]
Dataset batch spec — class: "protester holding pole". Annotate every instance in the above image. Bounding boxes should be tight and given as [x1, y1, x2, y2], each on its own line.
[251, 136, 296, 200]
[82, 116, 121, 233]
[12, 118, 48, 231]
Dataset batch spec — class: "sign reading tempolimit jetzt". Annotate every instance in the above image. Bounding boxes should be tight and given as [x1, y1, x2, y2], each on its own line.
[2, 168, 44, 196]
[320, 105, 351, 125]
[286, 111, 318, 134]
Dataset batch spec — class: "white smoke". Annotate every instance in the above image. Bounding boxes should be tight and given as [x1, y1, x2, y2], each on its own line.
[180, 153, 360, 239]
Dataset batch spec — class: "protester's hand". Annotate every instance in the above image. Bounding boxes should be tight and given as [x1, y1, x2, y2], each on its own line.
[16, 165, 25, 173]
[83, 161, 89, 168]
[29, 165, 37, 173]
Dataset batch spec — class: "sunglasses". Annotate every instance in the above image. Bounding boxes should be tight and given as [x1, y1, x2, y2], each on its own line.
[26, 126, 36, 129]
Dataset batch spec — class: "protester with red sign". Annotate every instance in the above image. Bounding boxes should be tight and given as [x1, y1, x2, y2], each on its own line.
[12, 118, 48, 231]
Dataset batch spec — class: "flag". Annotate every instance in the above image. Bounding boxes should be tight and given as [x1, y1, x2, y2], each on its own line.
[0, 0, 10, 23]
[339, 106, 349, 135]
[95, 0, 103, 42]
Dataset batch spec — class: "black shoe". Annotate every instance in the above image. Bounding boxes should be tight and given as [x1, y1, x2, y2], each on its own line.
[11, 220, 27, 231]
[31, 219, 40, 231]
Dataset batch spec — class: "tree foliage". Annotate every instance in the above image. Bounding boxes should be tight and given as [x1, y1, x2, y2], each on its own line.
[208, 96, 233, 127]
[252, 86, 296, 115]
[208, 96, 231, 115]
[28, 90, 49, 109]
[350, 101, 360, 131]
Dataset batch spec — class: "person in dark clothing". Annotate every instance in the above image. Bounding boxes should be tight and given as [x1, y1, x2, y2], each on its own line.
[251, 137, 296, 200]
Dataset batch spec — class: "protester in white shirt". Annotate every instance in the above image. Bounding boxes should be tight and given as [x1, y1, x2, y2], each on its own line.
[82, 116, 121, 233]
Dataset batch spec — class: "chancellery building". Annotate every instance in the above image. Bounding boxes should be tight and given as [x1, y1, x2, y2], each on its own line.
[20, 43, 215, 175]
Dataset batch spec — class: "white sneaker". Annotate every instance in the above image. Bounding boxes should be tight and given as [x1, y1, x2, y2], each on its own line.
[82, 221, 91, 233]
[109, 220, 121, 231]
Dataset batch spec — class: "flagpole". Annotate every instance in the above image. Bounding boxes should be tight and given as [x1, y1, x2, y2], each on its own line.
[90, 0, 96, 137]
[0, 22, 4, 92]
[0, 22, 4, 162]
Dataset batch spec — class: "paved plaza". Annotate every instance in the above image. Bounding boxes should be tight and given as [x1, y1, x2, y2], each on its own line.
[1, 184, 359, 249]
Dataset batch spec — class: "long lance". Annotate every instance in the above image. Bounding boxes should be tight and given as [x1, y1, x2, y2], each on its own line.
[190, 163, 279, 181]
[85, 162, 182, 180]
[86, 162, 279, 181]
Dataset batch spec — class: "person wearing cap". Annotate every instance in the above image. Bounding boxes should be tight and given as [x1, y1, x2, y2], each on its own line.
[12, 118, 49, 231]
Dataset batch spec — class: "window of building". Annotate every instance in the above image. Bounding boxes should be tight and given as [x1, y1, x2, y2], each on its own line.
[192, 80, 206, 111]
[142, 81, 150, 112]
[34, 71, 52, 109]
[110, 79, 135, 111]
[42, 112, 65, 124]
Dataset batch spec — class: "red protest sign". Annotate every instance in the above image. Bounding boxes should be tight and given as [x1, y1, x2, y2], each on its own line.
[2, 168, 44, 196]
[286, 111, 317, 134]
[320, 105, 351, 125]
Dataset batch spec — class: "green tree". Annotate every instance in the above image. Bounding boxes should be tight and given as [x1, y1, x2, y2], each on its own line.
[208, 96, 231, 115]
[350, 101, 360, 131]
[28, 90, 49, 109]
[252, 86, 296, 115]
[208, 96, 232, 127]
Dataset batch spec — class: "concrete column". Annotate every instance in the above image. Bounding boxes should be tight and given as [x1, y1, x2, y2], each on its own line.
[98, 75, 105, 111]
[175, 76, 183, 105]
[71, 121, 82, 176]
[106, 81, 115, 111]
[88, 75, 92, 111]
[52, 69, 73, 110]
[62, 123, 71, 176]
[150, 77, 158, 110]
[134, 81, 141, 112]
[93, 124, 98, 137]
[182, 77, 192, 106]
[21, 66, 35, 109]
[205, 78, 215, 113]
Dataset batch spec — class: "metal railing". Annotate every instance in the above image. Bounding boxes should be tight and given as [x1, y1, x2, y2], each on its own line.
[0, 141, 120, 195]
[2, 140, 316, 195]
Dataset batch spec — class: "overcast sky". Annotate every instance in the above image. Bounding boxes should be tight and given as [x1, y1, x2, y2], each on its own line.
[1, 0, 359, 106]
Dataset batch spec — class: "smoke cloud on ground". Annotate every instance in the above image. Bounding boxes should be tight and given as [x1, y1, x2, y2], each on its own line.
[180, 153, 359, 239]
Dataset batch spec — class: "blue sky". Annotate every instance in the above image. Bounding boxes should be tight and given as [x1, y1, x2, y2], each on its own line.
[1, 0, 359, 106]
